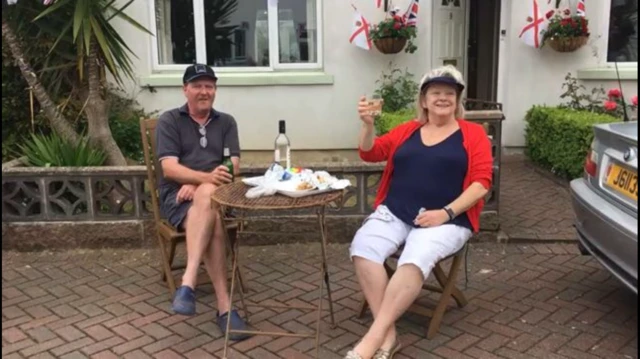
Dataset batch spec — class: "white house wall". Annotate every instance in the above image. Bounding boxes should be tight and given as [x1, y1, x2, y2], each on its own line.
[115, 0, 434, 151]
[115, 0, 637, 151]
[498, 0, 638, 148]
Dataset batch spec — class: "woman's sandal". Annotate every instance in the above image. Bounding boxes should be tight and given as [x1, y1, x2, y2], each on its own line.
[373, 340, 402, 359]
[344, 350, 363, 359]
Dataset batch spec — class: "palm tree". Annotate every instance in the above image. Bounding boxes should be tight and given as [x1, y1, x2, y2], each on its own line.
[2, 0, 151, 166]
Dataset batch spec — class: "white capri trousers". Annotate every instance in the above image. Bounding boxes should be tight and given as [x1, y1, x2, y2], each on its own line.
[349, 205, 472, 280]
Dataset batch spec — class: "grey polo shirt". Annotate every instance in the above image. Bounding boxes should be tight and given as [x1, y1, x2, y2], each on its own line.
[155, 104, 240, 193]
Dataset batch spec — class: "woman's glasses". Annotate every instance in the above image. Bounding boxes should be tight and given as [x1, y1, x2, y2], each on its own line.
[199, 126, 207, 148]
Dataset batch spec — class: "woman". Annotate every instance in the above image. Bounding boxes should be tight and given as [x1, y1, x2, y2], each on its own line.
[345, 65, 493, 359]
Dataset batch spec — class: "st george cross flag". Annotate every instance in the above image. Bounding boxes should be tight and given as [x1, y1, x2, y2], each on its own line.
[576, 0, 586, 17]
[404, 0, 420, 27]
[519, 0, 548, 48]
[350, 10, 372, 50]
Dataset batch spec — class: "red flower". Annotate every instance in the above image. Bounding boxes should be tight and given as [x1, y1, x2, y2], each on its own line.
[604, 101, 618, 111]
[393, 22, 402, 30]
[561, 19, 571, 26]
[608, 88, 622, 98]
[564, 9, 571, 16]
[632, 95, 638, 106]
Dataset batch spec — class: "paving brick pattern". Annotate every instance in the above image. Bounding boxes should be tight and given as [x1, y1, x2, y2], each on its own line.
[499, 155, 578, 241]
[3, 242, 637, 358]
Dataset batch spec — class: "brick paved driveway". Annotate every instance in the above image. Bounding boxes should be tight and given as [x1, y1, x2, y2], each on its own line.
[3, 242, 637, 359]
[499, 154, 577, 242]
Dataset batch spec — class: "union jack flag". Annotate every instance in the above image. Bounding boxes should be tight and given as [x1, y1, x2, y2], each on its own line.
[404, 0, 420, 27]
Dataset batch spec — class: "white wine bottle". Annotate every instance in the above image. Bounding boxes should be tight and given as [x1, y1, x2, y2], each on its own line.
[274, 120, 291, 169]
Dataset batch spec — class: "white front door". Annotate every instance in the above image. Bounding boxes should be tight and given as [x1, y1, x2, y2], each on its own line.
[432, 0, 468, 76]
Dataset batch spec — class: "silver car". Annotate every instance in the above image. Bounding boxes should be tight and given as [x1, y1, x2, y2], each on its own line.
[570, 121, 638, 294]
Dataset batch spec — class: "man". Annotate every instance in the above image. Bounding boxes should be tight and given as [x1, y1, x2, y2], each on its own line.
[155, 63, 250, 340]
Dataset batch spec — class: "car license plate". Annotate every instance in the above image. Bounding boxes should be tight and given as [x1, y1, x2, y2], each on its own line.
[606, 163, 638, 200]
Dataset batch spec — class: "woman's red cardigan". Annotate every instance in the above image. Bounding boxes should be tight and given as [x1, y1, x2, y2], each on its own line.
[359, 119, 494, 233]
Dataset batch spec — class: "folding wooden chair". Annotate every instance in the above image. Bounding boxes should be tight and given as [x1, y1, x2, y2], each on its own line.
[139, 118, 245, 297]
[358, 244, 468, 339]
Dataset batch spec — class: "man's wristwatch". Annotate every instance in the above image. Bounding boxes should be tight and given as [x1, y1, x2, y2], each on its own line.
[443, 206, 456, 221]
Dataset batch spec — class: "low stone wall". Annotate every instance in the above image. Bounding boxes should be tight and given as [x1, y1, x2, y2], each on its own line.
[2, 111, 504, 250]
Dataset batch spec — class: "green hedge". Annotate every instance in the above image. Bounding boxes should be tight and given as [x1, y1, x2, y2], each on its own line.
[376, 109, 415, 135]
[524, 106, 619, 180]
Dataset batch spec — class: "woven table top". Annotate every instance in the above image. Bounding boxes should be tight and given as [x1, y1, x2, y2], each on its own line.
[211, 181, 344, 210]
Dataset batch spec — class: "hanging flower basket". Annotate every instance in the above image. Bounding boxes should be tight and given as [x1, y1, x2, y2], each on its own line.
[373, 37, 408, 54]
[540, 7, 590, 53]
[369, 13, 418, 54]
[547, 35, 588, 52]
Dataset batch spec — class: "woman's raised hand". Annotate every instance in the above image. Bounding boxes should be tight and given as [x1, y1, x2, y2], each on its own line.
[357, 96, 375, 126]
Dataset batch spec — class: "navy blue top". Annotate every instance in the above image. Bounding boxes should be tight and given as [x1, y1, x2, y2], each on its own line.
[384, 129, 472, 230]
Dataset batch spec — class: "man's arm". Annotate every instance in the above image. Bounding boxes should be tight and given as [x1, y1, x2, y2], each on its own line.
[160, 158, 214, 185]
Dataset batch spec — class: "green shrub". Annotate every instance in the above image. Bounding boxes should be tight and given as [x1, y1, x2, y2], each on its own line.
[106, 88, 157, 164]
[374, 63, 419, 113]
[19, 132, 107, 167]
[524, 106, 619, 180]
[1, 60, 49, 162]
[74, 87, 157, 164]
[376, 109, 415, 135]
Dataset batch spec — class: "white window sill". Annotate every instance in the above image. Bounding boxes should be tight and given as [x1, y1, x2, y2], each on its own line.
[139, 71, 334, 88]
[577, 66, 638, 81]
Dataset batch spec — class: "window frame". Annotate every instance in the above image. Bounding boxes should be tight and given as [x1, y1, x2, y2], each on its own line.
[602, 0, 638, 66]
[148, 0, 324, 73]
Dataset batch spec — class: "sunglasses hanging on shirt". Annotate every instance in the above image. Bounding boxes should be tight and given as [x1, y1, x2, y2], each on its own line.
[199, 126, 207, 148]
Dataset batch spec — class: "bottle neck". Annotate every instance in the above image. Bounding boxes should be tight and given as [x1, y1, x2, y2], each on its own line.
[278, 121, 286, 134]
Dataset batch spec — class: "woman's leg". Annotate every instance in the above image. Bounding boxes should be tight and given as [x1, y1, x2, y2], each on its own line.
[352, 224, 471, 359]
[350, 206, 409, 354]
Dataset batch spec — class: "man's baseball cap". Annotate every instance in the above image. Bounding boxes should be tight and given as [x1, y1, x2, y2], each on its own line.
[183, 63, 218, 84]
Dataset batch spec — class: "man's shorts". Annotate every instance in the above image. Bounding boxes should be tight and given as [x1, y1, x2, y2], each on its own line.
[349, 205, 472, 279]
[160, 187, 192, 229]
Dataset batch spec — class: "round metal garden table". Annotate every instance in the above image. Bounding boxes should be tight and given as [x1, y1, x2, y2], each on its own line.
[211, 181, 344, 359]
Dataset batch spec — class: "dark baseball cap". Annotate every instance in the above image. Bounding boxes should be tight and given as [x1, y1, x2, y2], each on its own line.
[183, 63, 218, 84]
[420, 76, 465, 93]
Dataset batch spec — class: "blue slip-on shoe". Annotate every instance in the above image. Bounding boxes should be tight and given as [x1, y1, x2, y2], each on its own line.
[217, 309, 253, 341]
[171, 286, 196, 316]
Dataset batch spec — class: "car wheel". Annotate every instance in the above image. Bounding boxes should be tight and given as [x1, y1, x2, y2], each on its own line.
[578, 242, 590, 255]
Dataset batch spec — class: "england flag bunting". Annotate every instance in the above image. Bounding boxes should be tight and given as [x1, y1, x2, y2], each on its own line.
[4, 0, 56, 4]
[519, 0, 548, 48]
[576, 0, 586, 17]
[404, 0, 420, 27]
[350, 9, 372, 51]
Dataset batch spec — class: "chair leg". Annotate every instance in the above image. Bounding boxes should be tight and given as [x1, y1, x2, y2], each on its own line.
[158, 236, 177, 297]
[357, 297, 370, 318]
[162, 239, 179, 282]
[433, 262, 468, 308]
[426, 254, 464, 339]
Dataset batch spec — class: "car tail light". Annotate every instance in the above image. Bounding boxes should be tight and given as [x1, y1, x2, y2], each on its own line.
[584, 143, 597, 178]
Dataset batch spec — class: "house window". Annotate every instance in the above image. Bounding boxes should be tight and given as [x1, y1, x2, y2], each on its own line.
[153, 0, 321, 70]
[607, 0, 638, 62]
